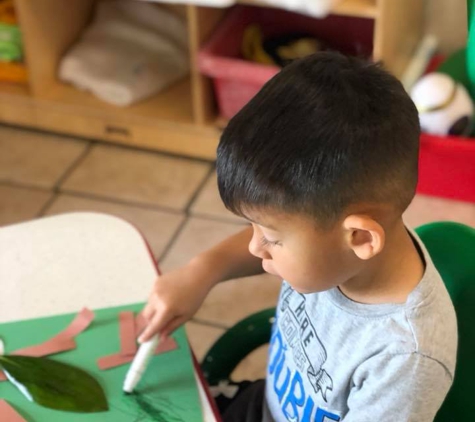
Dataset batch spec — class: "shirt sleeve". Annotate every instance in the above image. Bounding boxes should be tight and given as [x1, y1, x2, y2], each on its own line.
[343, 352, 453, 422]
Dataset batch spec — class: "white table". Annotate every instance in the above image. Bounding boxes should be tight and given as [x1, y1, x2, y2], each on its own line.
[0, 212, 219, 421]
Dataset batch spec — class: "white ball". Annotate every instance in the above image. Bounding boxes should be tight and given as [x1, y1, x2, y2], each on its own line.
[410, 72, 474, 136]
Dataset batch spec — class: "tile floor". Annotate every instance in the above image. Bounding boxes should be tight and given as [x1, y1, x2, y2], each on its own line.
[1, 125, 474, 381]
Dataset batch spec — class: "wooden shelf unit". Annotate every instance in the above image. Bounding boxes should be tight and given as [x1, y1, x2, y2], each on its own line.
[0, 0, 423, 159]
[333, 0, 377, 18]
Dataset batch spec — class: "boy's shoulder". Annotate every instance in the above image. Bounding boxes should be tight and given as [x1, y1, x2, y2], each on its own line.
[277, 228, 457, 375]
[333, 227, 456, 374]
[402, 235, 458, 376]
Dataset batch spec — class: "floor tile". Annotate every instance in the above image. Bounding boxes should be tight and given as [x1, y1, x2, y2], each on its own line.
[231, 345, 269, 382]
[404, 194, 475, 228]
[185, 321, 225, 362]
[0, 185, 53, 226]
[195, 273, 281, 328]
[0, 126, 87, 188]
[190, 171, 246, 224]
[61, 145, 212, 211]
[159, 217, 246, 271]
[44, 194, 185, 259]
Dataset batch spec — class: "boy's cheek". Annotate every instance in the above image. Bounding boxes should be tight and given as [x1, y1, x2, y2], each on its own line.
[283, 262, 337, 293]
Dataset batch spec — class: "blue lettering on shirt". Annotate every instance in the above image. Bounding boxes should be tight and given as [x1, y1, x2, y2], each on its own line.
[267, 286, 342, 421]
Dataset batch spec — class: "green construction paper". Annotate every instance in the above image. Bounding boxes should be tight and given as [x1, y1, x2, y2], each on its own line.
[0, 304, 203, 422]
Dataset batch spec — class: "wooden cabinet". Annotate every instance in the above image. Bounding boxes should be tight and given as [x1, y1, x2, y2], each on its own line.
[0, 0, 423, 159]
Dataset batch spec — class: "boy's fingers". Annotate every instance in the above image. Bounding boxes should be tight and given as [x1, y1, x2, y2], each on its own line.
[141, 301, 156, 321]
[161, 317, 185, 339]
[138, 310, 171, 343]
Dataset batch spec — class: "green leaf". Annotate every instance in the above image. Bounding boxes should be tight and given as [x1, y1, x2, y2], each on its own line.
[0, 355, 108, 413]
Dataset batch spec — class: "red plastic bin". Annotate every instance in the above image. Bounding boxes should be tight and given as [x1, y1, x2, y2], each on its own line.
[417, 133, 475, 203]
[416, 55, 475, 203]
[199, 7, 475, 203]
[198, 5, 374, 119]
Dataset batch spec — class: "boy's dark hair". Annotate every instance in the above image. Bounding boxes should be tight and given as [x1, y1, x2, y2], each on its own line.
[217, 52, 420, 227]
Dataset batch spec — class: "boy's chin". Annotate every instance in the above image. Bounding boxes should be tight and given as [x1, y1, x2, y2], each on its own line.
[291, 285, 316, 294]
[261, 260, 281, 278]
[287, 282, 330, 295]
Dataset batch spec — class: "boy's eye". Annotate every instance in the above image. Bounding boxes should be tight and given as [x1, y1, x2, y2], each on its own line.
[260, 236, 281, 247]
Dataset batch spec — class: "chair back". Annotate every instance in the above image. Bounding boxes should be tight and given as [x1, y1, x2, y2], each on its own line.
[416, 222, 475, 421]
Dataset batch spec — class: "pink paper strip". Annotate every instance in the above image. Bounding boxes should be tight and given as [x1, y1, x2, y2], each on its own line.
[0, 308, 94, 382]
[14, 308, 94, 356]
[54, 308, 95, 340]
[119, 311, 137, 356]
[97, 336, 178, 370]
[0, 400, 27, 422]
[135, 313, 147, 338]
[14, 338, 77, 358]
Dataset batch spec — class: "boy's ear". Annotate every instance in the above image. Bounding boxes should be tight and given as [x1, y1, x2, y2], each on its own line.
[342, 215, 385, 260]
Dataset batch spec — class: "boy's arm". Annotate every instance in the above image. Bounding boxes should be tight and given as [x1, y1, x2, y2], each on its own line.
[139, 226, 263, 341]
[188, 225, 263, 286]
[344, 353, 452, 421]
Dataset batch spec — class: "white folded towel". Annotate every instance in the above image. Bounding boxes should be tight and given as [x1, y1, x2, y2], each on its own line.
[59, 0, 189, 106]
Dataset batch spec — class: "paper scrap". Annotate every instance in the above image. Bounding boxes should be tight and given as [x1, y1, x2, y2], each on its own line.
[97, 311, 178, 370]
[119, 311, 137, 356]
[97, 337, 178, 370]
[13, 337, 77, 358]
[15, 308, 94, 356]
[0, 308, 94, 382]
[0, 400, 27, 422]
[135, 313, 147, 337]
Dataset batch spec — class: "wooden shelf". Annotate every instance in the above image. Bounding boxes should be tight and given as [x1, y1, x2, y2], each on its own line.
[237, 0, 377, 18]
[0, 76, 221, 159]
[0, 82, 35, 128]
[332, 0, 377, 18]
[41, 77, 195, 125]
[1, 0, 422, 160]
[0, 81, 29, 97]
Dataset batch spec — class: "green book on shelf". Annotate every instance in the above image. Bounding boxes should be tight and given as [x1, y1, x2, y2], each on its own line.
[0, 23, 23, 61]
[0, 303, 203, 422]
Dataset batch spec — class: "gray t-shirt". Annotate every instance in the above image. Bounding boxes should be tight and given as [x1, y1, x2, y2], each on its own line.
[264, 229, 458, 421]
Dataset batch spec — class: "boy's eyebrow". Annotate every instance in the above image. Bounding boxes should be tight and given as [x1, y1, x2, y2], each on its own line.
[246, 217, 278, 231]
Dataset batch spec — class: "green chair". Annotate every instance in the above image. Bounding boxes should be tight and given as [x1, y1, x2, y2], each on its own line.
[417, 222, 475, 421]
[201, 221, 475, 419]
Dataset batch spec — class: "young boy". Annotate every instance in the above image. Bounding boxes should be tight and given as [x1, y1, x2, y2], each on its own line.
[139, 52, 457, 421]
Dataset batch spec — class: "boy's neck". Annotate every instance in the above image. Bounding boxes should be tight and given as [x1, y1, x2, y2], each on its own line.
[339, 221, 425, 305]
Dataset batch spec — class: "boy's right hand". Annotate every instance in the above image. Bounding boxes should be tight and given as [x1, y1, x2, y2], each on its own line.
[138, 264, 212, 343]
[137, 227, 261, 343]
